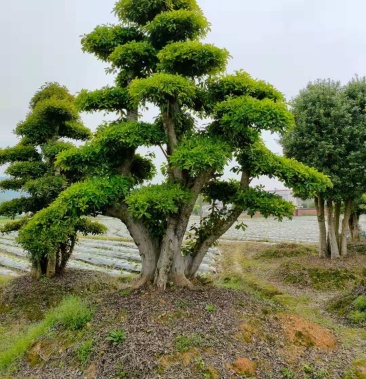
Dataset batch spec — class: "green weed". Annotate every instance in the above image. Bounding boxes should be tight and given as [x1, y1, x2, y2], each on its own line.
[205, 304, 217, 312]
[77, 339, 93, 367]
[106, 329, 126, 346]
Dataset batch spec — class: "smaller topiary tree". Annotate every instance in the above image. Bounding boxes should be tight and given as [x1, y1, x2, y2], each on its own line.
[0, 83, 106, 279]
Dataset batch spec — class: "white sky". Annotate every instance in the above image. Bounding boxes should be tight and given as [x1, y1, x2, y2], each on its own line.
[1, 0, 366, 188]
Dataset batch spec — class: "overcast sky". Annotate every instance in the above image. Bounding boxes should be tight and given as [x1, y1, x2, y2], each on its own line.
[1, 0, 366, 188]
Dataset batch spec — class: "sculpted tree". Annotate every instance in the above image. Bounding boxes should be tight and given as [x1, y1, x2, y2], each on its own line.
[18, 0, 330, 288]
[0, 83, 105, 279]
[282, 78, 366, 258]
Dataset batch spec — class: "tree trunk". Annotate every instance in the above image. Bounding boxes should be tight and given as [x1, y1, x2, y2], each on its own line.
[334, 201, 341, 245]
[349, 212, 361, 242]
[199, 194, 203, 222]
[57, 236, 76, 275]
[105, 202, 160, 288]
[340, 199, 352, 257]
[46, 252, 57, 278]
[327, 200, 340, 259]
[315, 195, 327, 258]
[154, 219, 178, 289]
[31, 261, 42, 280]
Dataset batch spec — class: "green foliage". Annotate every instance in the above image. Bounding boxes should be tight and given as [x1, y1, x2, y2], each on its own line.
[202, 181, 294, 220]
[114, 0, 200, 25]
[130, 154, 157, 183]
[16, 98, 89, 144]
[76, 87, 131, 113]
[169, 135, 232, 175]
[109, 41, 158, 77]
[17, 176, 133, 260]
[95, 121, 166, 149]
[0, 178, 26, 191]
[0, 144, 41, 165]
[23, 176, 67, 199]
[30, 82, 74, 110]
[129, 73, 196, 107]
[76, 218, 108, 236]
[126, 183, 191, 219]
[158, 41, 229, 77]
[237, 142, 332, 199]
[81, 25, 144, 61]
[0, 217, 30, 234]
[215, 96, 294, 135]
[208, 71, 284, 105]
[0, 198, 39, 218]
[235, 187, 295, 220]
[5, 161, 48, 179]
[42, 141, 74, 159]
[147, 9, 209, 49]
[57, 121, 165, 176]
[106, 329, 127, 345]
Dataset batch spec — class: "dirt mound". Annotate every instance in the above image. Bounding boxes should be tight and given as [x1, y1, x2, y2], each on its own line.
[280, 314, 337, 349]
[3, 284, 352, 379]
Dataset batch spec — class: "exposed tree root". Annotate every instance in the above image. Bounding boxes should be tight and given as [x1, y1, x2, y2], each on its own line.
[171, 274, 195, 289]
[130, 276, 152, 290]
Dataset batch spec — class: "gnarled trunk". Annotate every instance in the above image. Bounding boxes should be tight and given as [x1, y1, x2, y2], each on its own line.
[315, 195, 327, 258]
[154, 219, 179, 289]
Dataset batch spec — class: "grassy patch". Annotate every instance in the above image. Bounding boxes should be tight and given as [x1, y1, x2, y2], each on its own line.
[219, 274, 282, 299]
[257, 243, 317, 259]
[50, 295, 93, 331]
[279, 262, 357, 290]
[175, 334, 210, 352]
[328, 285, 366, 327]
[0, 295, 94, 374]
[0, 275, 12, 287]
